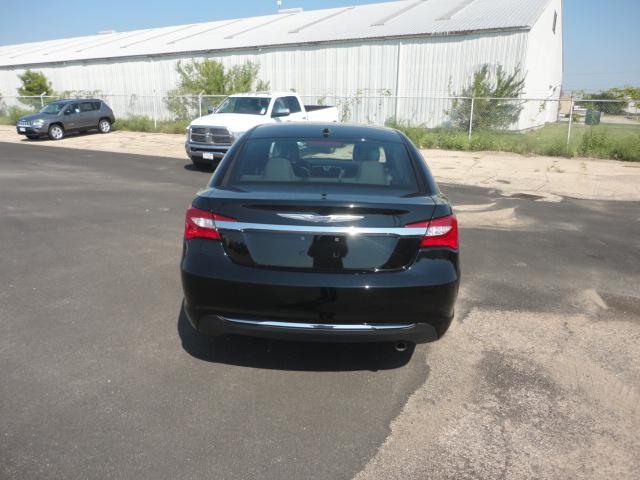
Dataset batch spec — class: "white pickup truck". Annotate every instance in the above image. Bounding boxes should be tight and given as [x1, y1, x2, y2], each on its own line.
[185, 92, 339, 168]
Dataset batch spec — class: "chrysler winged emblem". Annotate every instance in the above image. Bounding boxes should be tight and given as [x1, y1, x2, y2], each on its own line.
[277, 213, 364, 223]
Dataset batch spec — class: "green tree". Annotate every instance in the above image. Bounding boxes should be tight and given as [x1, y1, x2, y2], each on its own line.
[449, 64, 526, 130]
[166, 59, 270, 120]
[17, 70, 54, 109]
[610, 86, 640, 102]
[579, 89, 626, 115]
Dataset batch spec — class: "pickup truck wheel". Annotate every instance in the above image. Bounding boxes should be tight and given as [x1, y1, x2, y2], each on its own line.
[48, 124, 64, 141]
[98, 119, 112, 134]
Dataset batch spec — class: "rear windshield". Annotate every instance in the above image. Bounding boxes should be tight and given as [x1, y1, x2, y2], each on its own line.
[221, 138, 421, 194]
[216, 97, 270, 115]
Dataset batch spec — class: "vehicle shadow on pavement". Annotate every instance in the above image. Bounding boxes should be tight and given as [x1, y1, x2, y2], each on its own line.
[177, 306, 415, 371]
[183, 164, 213, 173]
[21, 130, 103, 142]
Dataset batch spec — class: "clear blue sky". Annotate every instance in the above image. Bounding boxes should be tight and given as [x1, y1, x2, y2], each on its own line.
[1, 0, 638, 92]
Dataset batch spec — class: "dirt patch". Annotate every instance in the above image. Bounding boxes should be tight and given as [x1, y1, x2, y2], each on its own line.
[354, 309, 640, 480]
[424, 149, 640, 202]
[456, 207, 534, 231]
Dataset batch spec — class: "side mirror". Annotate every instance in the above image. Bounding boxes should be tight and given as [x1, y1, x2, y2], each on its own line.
[272, 107, 290, 118]
[64, 110, 71, 115]
[207, 106, 215, 114]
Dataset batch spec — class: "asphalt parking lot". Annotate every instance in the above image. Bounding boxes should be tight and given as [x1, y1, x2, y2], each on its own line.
[1, 141, 639, 479]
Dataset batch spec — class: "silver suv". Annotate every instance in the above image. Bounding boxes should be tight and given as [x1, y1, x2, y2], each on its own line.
[16, 99, 116, 140]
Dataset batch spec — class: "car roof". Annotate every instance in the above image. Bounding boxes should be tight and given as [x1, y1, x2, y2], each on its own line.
[228, 92, 293, 98]
[51, 98, 103, 103]
[249, 123, 404, 143]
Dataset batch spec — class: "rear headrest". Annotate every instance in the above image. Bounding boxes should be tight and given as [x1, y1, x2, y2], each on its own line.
[272, 141, 299, 163]
[263, 156, 295, 182]
[353, 143, 380, 163]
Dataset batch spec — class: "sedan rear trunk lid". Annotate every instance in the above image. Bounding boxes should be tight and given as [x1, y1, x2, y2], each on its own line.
[203, 191, 439, 272]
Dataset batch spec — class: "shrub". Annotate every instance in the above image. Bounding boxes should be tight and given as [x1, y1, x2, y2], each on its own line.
[578, 128, 640, 161]
[113, 116, 190, 134]
[114, 116, 155, 132]
[449, 65, 526, 131]
[578, 128, 611, 157]
[8, 106, 36, 123]
[540, 139, 573, 157]
[166, 59, 270, 120]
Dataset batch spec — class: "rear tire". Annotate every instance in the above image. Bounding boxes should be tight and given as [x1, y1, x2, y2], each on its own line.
[98, 118, 112, 134]
[48, 124, 64, 141]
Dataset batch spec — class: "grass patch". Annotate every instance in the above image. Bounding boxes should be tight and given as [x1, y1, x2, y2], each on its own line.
[388, 121, 640, 161]
[0, 106, 37, 125]
[113, 116, 189, 134]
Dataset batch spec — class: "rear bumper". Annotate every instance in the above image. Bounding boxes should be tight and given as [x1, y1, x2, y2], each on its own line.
[181, 240, 459, 343]
[184, 310, 440, 343]
[185, 141, 231, 161]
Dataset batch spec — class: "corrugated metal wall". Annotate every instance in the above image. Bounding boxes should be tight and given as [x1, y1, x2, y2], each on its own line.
[520, 0, 563, 129]
[0, 29, 539, 126]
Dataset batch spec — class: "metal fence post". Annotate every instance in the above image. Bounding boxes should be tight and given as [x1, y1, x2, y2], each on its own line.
[468, 96, 475, 142]
[152, 91, 158, 129]
[40, 92, 46, 108]
[198, 90, 204, 118]
[566, 94, 574, 147]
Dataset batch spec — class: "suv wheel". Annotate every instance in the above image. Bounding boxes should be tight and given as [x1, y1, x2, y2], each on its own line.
[48, 124, 64, 141]
[98, 119, 112, 134]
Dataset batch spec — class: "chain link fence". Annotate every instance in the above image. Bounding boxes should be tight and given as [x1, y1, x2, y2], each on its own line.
[1, 92, 638, 159]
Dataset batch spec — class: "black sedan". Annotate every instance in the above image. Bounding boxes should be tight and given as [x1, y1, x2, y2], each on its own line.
[181, 123, 459, 347]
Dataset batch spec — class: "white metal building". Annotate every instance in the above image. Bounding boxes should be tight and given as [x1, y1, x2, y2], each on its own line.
[0, 0, 563, 128]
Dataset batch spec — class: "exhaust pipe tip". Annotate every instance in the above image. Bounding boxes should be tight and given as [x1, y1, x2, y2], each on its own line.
[394, 342, 408, 352]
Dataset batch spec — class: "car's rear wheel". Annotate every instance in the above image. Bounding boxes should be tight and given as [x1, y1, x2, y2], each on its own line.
[98, 118, 112, 134]
[48, 124, 64, 141]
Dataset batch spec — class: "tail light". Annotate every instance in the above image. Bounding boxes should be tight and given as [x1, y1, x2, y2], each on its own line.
[405, 214, 458, 250]
[184, 206, 236, 241]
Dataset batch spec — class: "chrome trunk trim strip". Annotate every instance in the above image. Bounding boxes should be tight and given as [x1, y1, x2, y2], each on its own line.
[215, 221, 426, 237]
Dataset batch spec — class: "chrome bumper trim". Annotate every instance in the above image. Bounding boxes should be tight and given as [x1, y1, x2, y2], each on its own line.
[221, 317, 416, 331]
[215, 221, 426, 237]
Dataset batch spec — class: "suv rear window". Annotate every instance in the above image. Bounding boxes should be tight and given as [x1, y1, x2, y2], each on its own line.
[222, 139, 420, 193]
[80, 102, 96, 112]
